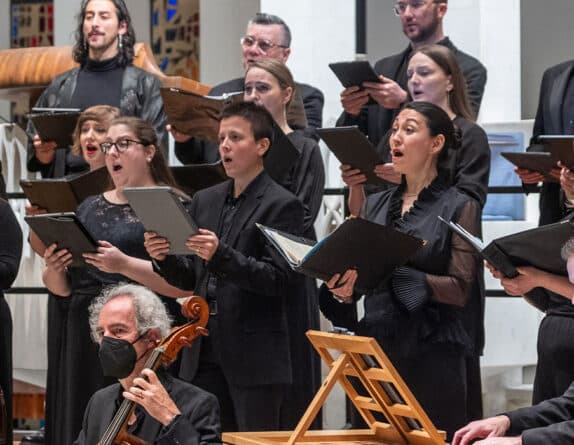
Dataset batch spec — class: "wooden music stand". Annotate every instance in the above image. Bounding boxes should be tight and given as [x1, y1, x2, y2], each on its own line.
[223, 330, 447, 445]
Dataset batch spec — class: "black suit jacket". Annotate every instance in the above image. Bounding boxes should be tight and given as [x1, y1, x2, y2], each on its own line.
[528, 59, 574, 226]
[337, 37, 487, 147]
[73, 372, 221, 445]
[174, 78, 324, 165]
[505, 380, 574, 444]
[155, 172, 304, 387]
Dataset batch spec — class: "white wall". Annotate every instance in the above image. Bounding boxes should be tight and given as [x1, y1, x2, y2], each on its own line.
[199, 0, 259, 85]
[521, 0, 574, 119]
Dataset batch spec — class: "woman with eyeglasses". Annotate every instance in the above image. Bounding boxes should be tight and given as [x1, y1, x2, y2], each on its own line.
[243, 58, 325, 428]
[323, 102, 482, 440]
[41, 116, 190, 445]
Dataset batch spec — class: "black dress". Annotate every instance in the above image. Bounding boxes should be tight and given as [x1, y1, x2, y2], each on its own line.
[373, 116, 490, 420]
[0, 199, 23, 445]
[280, 130, 325, 429]
[45, 194, 184, 445]
[319, 178, 481, 440]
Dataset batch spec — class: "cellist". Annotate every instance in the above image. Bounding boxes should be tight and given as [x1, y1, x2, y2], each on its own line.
[73, 283, 221, 445]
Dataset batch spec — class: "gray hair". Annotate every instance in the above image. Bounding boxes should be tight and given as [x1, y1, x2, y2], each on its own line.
[561, 238, 574, 261]
[88, 283, 172, 343]
[248, 13, 291, 47]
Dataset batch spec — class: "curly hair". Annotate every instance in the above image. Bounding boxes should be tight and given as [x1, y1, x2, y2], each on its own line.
[88, 283, 172, 343]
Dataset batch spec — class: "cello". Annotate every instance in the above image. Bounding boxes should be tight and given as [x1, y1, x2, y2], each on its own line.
[98, 296, 209, 445]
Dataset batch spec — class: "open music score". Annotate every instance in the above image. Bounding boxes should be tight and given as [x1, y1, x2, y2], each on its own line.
[223, 330, 446, 445]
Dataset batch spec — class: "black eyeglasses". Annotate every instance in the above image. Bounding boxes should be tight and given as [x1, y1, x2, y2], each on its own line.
[100, 138, 144, 154]
[240, 35, 288, 53]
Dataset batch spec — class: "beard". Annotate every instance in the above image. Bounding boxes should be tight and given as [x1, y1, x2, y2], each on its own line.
[403, 11, 441, 44]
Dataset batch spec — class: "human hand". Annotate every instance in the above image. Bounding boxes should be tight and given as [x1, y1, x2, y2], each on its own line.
[166, 124, 192, 143]
[500, 266, 541, 296]
[123, 368, 181, 426]
[472, 438, 522, 445]
[186, 229, 219, 261]
[83, 241, 127, 273]
[363, 75, 408, 109]
[25, 204, 48, 216]
[374, 162, 401, 184]
[326, 269, 358, 303]
[485, 262, 505, 280]
[560, 164, 574, 200]
[514, 167, 545, 184]
[144, 232, 171, 261]
[33, 134, 58, 164]
[340, 86, 370, 116]
[44, 243, 73, 272]
[340, 164, 367, 188]
[451, 415, 511, 445]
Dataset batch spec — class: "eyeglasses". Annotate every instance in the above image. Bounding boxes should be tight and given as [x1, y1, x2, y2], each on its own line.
[240, 35, 288, 53]
[393, 0, 441, 16]
[100, 138, 144, 154]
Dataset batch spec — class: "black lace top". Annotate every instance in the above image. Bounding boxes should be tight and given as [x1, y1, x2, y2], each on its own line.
[67, 194, 183, 320]
[319, 177, 482, 358]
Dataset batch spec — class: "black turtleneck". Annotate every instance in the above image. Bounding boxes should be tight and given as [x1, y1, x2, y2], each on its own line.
[71, 55, 125, 110]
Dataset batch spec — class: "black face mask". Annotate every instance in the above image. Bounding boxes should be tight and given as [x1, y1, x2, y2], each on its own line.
[98, 333, 146, 379]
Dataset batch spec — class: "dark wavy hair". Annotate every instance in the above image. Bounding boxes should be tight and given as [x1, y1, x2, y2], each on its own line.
[401, 101, 462, 183]
[73, 0, 136, 67]
[220, 101, 275, 142]
[107, 116, 176, 187]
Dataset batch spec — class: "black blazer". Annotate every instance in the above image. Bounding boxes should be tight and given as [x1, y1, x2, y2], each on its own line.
[529, 59, 574, 226]
[73, 372, 221, 445]
[155, 172, 304, 387]
[336, 37, 487, 148]
[505, 380, 574, 444]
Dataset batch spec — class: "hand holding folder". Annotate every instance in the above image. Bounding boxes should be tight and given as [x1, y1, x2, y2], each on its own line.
[257, 217, 424, 290]
[439, 215, 574, 278]
[28, 108, 81, 148]
[160, 87, 242, 142]
[123, 186, 198, 255]
[25, 212, 97, 266]
[318, 126, 386, 185]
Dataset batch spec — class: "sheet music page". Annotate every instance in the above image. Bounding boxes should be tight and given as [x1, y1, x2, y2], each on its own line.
[438, 216, 485, 251]
[261, 227, 314, 265]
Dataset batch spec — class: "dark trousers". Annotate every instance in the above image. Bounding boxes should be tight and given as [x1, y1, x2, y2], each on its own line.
[533, 314, 574, 404]
[465, 355, 483, 421]
[192, 359, 286, 432]
[351, 349, 467, 442]
[0, 298, 12, 445]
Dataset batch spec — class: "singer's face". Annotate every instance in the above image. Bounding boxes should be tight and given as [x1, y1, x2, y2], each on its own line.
[83, 0, 126, 59]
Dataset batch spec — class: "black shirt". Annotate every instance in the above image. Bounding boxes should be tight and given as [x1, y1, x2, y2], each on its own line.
[72, 56, 124, 110]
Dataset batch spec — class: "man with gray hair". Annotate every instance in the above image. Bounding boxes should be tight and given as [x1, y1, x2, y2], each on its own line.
[74, 283, 221, 445]
[172, 12, 324, 164]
